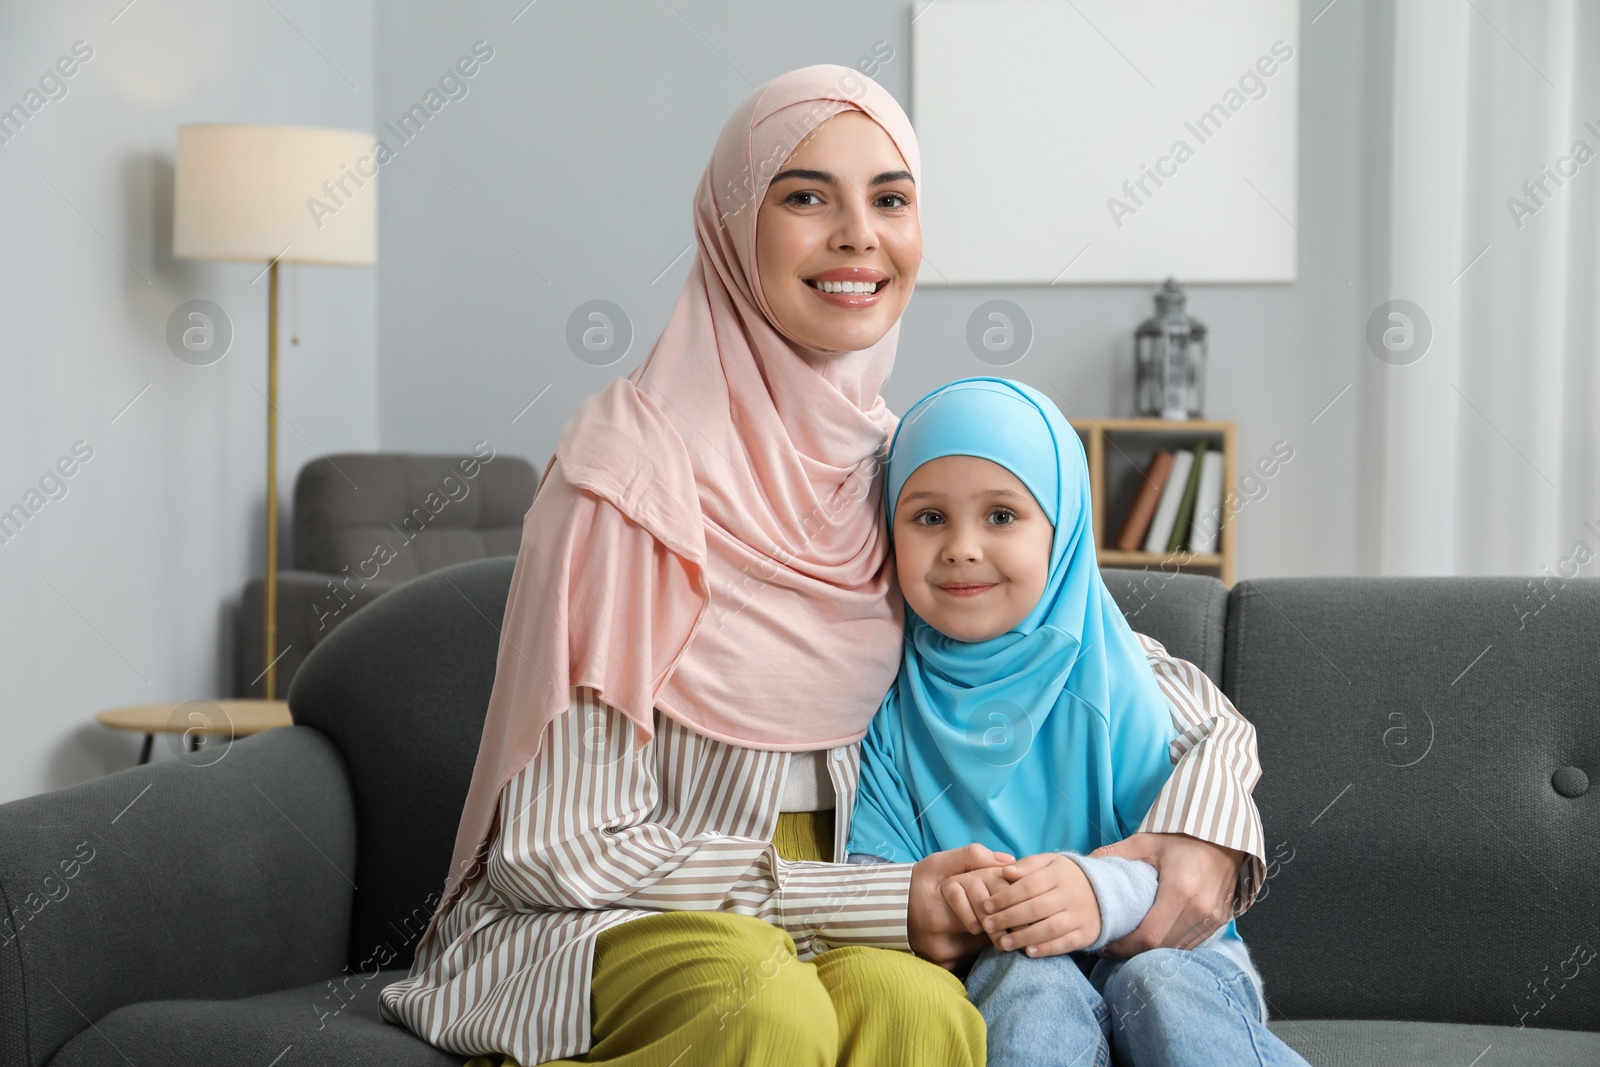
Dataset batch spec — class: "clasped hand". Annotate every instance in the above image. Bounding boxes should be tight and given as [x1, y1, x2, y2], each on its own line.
[906, 834, 1242, 971]
[906, 845, 1096, 971]
[942, 853, 1101, 958]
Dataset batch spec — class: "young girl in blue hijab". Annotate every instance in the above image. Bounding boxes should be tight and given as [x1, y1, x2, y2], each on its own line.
[846, 378, 1310, 1066]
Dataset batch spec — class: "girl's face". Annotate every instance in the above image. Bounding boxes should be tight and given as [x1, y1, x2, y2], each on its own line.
[754, 110, 921, 357]
[892, 455, 1054, 643]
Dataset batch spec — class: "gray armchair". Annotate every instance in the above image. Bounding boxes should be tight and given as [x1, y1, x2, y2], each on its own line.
[234, 451, 539, 698]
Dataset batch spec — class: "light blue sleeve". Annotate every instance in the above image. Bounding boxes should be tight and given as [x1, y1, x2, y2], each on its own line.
[845, 691, 929, 864]
[1107, 646, 1184, 842]
[1060, 852, 1158, 954]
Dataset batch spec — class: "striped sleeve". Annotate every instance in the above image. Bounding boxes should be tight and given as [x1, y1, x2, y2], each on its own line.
[758, 859, 913, 957]
[1130, 631, 1268, 917]
[489, 686, 914, 957]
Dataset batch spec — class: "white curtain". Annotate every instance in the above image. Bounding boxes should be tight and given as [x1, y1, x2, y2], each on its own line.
[1377, 0, 1600, 577]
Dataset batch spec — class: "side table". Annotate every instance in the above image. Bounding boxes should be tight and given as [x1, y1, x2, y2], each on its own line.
[96, 699, 293, 765]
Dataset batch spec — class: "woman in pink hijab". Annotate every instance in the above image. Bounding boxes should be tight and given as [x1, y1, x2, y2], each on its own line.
[379, 63, 1265, 1067]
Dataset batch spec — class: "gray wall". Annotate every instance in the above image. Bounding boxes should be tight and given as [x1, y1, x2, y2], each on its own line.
[375, 0, 1393, 582]
[0, 0, 1389, 805]
[0, 0, 376, 802]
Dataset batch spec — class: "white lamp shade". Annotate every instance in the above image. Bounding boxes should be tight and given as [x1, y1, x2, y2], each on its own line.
[174, 123, 376, 265]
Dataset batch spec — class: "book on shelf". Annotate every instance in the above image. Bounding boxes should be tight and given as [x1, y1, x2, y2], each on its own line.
[1142, 449, 1192, 554]
[1165, 439, 1208, 553]
[1118, 437, 1225, 557]
[1189, 450, 1225, 554]
[1113, 451, 1174, 551]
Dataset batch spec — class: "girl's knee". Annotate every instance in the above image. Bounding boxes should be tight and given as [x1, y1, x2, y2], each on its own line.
[1108, 946, 1192, 986]
[967, 946, 1101, 1023]
[967, 945, 1092, 997]
[1102, 947, 1207, 1020]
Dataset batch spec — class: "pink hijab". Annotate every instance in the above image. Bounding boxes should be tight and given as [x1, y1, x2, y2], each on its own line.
[423, 64, 922, 937]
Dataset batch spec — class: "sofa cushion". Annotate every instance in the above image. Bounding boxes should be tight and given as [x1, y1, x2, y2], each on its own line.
[1225, 577, 1600, 1030]
[46, 971, 464, 1067]
[46, 975, 1600, 1067]
[43, 979, 1600, 1067]
[1268, 1018, 1600, 1066]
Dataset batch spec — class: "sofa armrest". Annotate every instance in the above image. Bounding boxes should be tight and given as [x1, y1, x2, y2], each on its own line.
[236, 570, 401, 698]
[0, 726, 356, 1067]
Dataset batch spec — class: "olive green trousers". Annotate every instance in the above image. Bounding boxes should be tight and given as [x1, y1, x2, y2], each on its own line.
[467, 810, 985, 1066]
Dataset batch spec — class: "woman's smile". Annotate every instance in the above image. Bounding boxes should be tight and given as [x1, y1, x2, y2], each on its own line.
[803, 267, 890, 307]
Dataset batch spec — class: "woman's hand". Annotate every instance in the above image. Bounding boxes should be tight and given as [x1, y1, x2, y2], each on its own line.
[976, 853, 1101, 958]
[908, 843, 1015, 972]
[1086, 832, 1243, 956]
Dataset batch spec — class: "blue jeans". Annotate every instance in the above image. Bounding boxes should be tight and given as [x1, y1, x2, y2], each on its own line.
[964, 944, 1312, 1067]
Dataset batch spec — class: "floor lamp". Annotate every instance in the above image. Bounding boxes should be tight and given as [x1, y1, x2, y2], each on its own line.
[173, 124, 376, 700]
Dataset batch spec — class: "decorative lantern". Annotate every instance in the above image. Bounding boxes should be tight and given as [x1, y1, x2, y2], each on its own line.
[1134, 278, 1207, 420]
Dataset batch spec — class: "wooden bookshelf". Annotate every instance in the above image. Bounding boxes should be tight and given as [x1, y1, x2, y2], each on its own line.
[1069, 418, 1237, 587]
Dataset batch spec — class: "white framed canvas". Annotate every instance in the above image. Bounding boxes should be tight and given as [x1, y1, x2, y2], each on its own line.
[912, 0, 1300, 284]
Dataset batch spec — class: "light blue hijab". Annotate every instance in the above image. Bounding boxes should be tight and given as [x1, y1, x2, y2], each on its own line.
[846, 377, 1182, 864]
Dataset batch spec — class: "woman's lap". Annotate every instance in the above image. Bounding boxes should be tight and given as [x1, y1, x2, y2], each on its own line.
[502, 910, 983, 1067]
[812, 943, 985, 1064]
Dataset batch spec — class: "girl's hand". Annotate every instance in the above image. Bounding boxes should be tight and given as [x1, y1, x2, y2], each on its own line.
[938, 865, 1014, 936]
[980, 852, 1101, 958]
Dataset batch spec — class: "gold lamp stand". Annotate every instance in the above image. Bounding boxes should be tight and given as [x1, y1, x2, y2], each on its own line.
[265, 260, 281, 699]
[172, 124, 377, 703]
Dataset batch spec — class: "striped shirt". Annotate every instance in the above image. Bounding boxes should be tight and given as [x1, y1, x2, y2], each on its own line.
[378, 631, 1267, 1063]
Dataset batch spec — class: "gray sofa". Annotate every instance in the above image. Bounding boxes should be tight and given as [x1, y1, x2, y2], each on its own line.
[3, 561, 1595, 1066]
